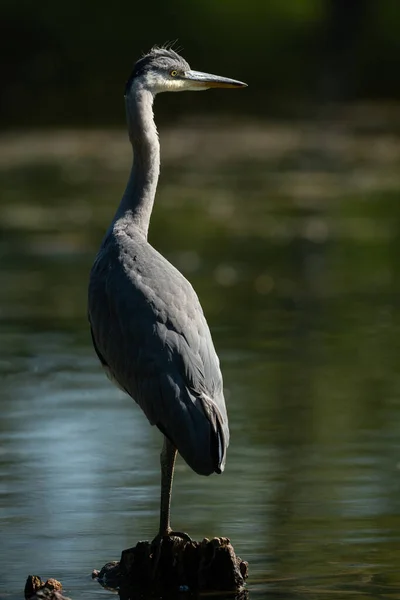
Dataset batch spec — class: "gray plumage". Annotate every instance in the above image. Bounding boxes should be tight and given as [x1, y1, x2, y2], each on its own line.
[88, 46, 246, 538]
[89, 227, 227, 475]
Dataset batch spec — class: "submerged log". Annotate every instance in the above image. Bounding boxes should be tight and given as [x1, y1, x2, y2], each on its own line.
[92, 536, 248, 598]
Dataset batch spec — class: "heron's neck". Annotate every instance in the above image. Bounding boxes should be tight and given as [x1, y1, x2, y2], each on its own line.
[117, 86, 160, 238]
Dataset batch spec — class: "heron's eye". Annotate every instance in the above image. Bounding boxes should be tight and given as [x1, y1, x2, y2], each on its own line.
[170, 70, 178, 77]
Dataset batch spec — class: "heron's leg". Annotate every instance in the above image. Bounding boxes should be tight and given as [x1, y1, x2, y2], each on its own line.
[155, 436, 191, 542]
[151, 437, 190, 578]
[159, 435, 176, 536]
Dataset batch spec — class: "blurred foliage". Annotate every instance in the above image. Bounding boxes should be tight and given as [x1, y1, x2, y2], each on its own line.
[1, 0, 400, 127]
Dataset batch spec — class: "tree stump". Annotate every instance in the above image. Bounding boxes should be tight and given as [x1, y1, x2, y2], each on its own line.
[24, 576, 71, 600]
[92, 536, 248, 598]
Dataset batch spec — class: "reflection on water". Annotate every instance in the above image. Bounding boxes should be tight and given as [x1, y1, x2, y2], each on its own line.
[1, 123, 400, 599]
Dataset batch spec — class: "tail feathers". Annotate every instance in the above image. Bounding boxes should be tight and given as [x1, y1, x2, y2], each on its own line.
[156, 391, 229, 477]
[199, 394, 229, 474]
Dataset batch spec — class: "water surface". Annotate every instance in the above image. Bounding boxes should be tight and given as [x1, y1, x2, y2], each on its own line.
[1, 124, 400, 599]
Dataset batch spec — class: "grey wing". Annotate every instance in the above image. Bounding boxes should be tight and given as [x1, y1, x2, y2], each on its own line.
[88, 246, 229, 476]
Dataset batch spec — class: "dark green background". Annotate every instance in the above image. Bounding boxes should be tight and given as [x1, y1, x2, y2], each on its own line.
[2, 0, 400, 126]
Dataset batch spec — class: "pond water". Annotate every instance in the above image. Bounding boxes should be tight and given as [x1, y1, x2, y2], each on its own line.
[1, 123, 400, 599]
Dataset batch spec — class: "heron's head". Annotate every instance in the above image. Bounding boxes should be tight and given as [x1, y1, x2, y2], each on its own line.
[125, 46, 247, 97]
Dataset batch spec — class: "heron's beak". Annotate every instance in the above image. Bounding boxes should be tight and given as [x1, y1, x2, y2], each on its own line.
[184, 70, 247, 89]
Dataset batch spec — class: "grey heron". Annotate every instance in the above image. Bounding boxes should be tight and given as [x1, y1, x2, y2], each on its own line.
[88, 46, 246, 545]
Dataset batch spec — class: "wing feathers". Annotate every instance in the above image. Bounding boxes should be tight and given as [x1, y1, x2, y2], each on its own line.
[88, 234, 229, 475]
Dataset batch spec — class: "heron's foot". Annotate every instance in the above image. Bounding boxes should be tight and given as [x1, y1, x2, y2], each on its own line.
[150, 530, 192, 579]
[151, 530, 192, 547]
[166, 530, 192, 543]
